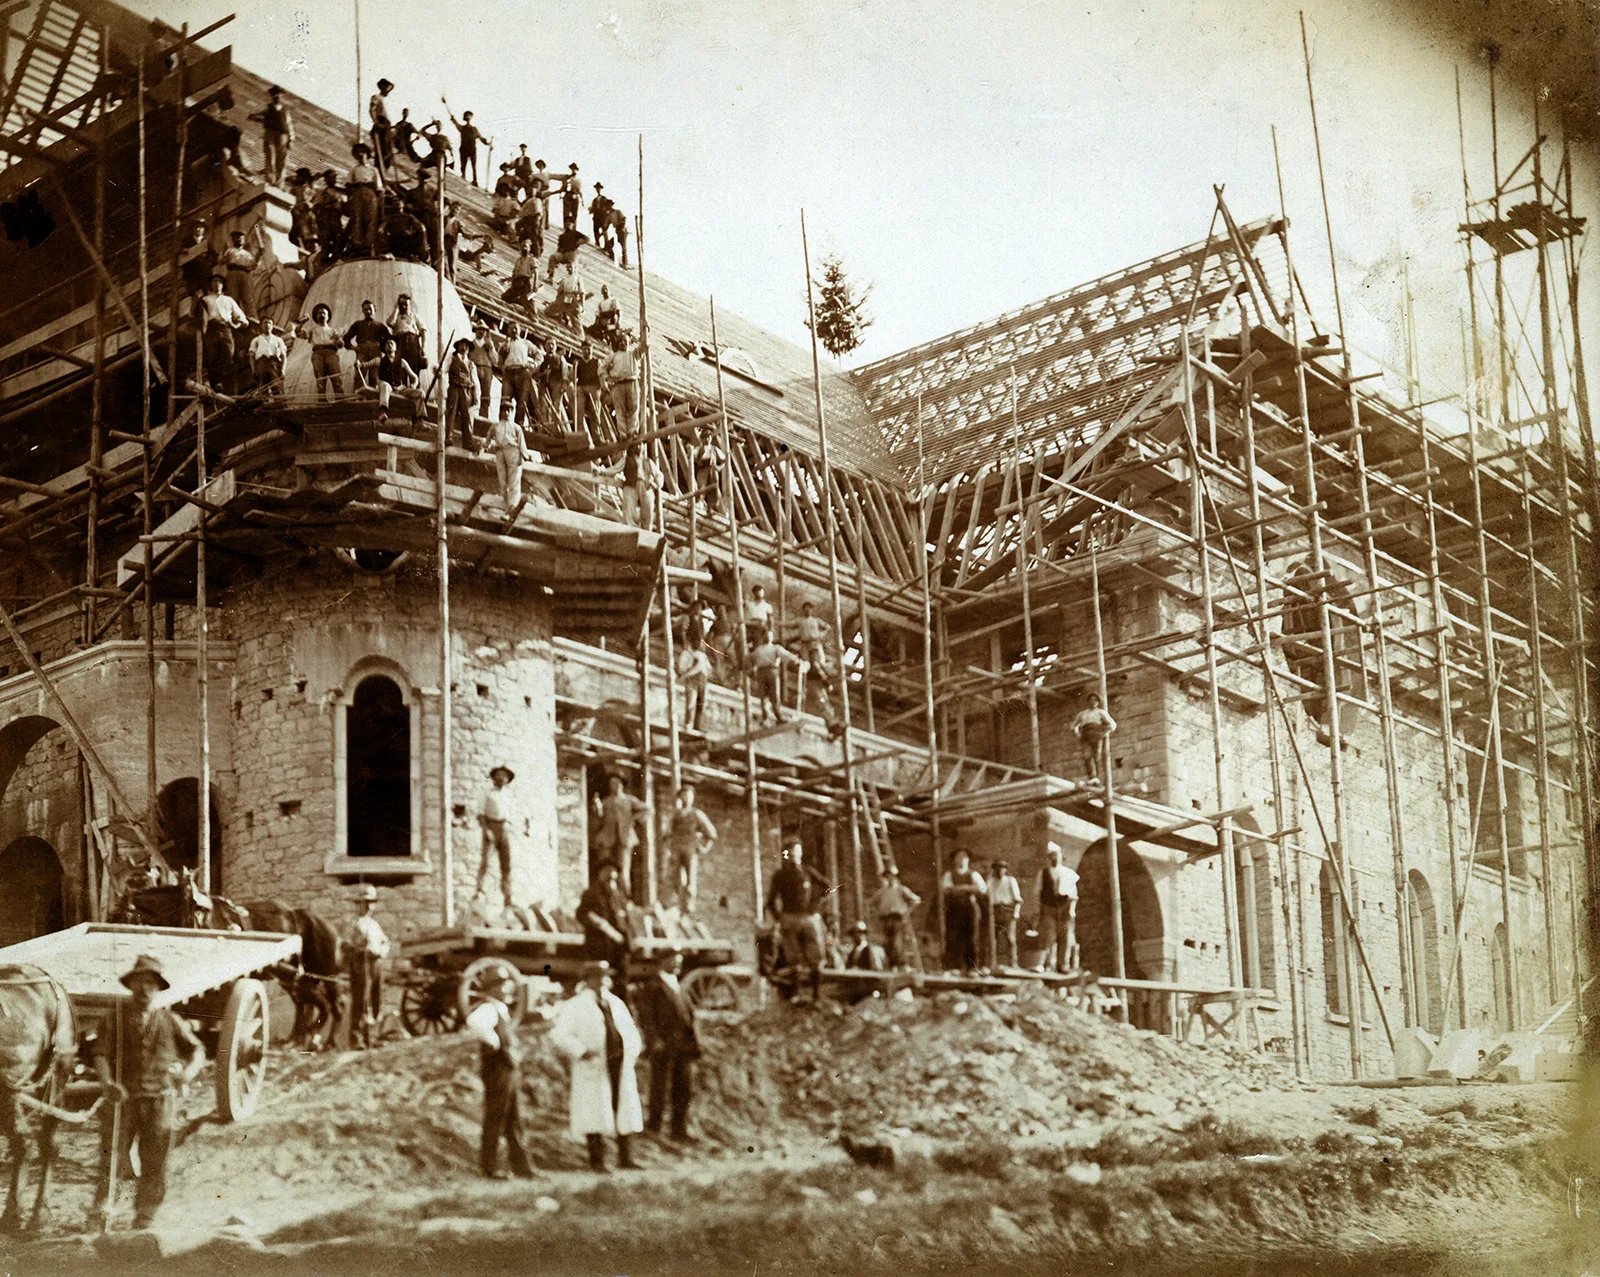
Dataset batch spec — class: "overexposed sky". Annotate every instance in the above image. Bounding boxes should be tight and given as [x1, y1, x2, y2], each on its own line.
[125, 0, 1595, 403]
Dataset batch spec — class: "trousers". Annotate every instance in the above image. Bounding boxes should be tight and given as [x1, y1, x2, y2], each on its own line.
[477, 819, 513, 901]
[495, 443, 523, 506]
[349, 951, 383, 1047]
[94, 1093, 173, 1225]
[480, 1056, 532, 1176]
[1039, 901, 1077, 972]
[646, 1052, 693, 1135]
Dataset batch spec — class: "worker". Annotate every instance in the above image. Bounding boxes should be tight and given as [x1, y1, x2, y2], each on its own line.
[575, 338, 605, 438]
[392, 107, 420, 163]
[345, 884, 390, 1049]
[538, 337, 572, 428]
[514, 190, 545, 256]
[872, 866, 922, 970]
[247, 318, 287, 396]
[504, 239, 538, 307]
[220, 229, 256, 316]
[368, 78, 395, 174]
[500, 322, 537, 425]
[90, 955, 204, 1231]
[416, 119, 454, 173]
[941, 848, 986, 973]
[550, 961, 643, 1173]
[745, 584, 775, 646]
[577, 861, 633, 989]
[492, 167, 520, 232]
[589, 284, 621, 343]
[677, 625, 712, 732]
[446, 337, 481, 452]
[749, 626, 806, 725]
[846, 920, 887, 971]
[469, 318, 503, 420]
[560, 162, 583, 231]
[988, 859, 1023, 970]
[489, 414, 530, 507]
[475, 765, 518, 906]
[550, 263, 586, 334]
[634, 949, 700, 1143]
[447, 104, 485, 185]
[589, 182, 615, 246]
[346, 143, 382, 256]
[358, 337, 422, 421]
[663, 784, 717, 915]
[297, 304, 343, 402]
[342, 298, 390, 369]
[547, 225, 585, 283]
[464, 970, 535, 1179]
[197, 275, 249, 392]
[1037, 842, 1080, 973]
[385, 294, 426, 374]
[765, 840, 830, 1002]
[248, 84, 294, 187]
[312, 169, 345, 264]
[1072, 692, 1118, 783]
[592, 774, 650, 898]
[604, 332, 640, 433]
[511, 145, 534, 197]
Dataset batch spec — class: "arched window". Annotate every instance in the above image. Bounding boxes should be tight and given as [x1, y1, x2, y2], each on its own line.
[1234, 842, 1276, 995]
[1490, 923, 1512, 1033]
[1404, 869, 1443, 1035]
[346, 674, 412, 859]
[1319, 861, 1352, 1018]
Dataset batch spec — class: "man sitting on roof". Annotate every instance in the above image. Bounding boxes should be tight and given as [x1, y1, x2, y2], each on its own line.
[588, 284, 621, 342]
[356, 337, 422, 422]
[504, 240, 538, 308]
[547, 225, 585, 283]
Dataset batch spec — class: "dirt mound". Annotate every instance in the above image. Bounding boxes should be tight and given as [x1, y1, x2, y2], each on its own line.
[700, 985, 1299, 1140]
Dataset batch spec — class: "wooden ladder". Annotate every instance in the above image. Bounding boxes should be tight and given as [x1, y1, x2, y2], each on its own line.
[854, 777, 896, 876]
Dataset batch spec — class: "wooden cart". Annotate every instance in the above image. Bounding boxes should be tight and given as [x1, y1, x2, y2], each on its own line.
[0, 922, 301, 1122]
[397, 924, 743, 1034]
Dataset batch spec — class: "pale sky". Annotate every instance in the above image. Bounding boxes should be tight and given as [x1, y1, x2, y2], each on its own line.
[126, 0, 1596, 408]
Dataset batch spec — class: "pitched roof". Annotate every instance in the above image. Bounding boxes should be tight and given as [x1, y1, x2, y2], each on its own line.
[850, 218, 1288, 487]
[223, 66, 902, 484]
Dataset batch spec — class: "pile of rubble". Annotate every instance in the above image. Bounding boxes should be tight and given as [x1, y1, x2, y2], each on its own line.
[696, 985, 1300, 1142]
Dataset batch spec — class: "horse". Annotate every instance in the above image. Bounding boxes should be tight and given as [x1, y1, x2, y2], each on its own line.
[0, 965, 77, 1232]
[230, 900, 348, 1051]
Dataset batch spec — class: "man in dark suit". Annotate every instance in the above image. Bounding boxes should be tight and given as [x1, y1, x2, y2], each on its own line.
[635, 949, 701, 1142]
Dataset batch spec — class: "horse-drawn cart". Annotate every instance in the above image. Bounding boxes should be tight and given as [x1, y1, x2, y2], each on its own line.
[0, 922, 301, 1122]
[397, 924, 744, 1034]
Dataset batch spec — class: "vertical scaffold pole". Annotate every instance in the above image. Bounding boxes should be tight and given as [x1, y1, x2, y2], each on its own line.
[137, 58, 159, 853]
[436, 149, 453, 927]
[195, 328, 211, 894]
[1090, 534, 1126, 1018]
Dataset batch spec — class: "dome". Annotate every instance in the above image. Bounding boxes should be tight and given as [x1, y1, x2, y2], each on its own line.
[283, 258, 477, 403]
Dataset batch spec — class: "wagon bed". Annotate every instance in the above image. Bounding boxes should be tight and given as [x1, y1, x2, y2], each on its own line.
[0, 922, 301, 1122]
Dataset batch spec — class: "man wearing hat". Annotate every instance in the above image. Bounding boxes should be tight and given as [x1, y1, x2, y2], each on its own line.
[197, 274, 249, 393]
[369, 77, 395, 173]
[550, 961, 643, 1172]
[589, 182, 615, 247]
[475, 765, 518, 905]
[1036, 842, 1080, 973]
[345, 885, 390, 1049]
[988, 858, 1024, 970]
[561, 162, 583, 231]
[845, 920, 887, 972]
[577, 861, 633, 989]
[633, 949, 700, 1143]
[90, 956, 204, 1230]
[446, 337, 482, 452]
[464, 969, 535, 1178]
[247, 84, 294, 187]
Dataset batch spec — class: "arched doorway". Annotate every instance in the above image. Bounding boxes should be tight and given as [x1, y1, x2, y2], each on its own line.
[0, 836, 65, 946]
[156, 778, 223, 892]
[1076, 839, 1164, 1026]
[1404, 869, 1443, 1035]
[1232, 816, 1277, 995]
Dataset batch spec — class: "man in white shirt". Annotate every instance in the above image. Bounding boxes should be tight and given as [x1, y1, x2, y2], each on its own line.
[1072, 693, 1118, 784]
[501, 323, 537, 426]
[988, 860, 1024, 969]
[590, 285, 621, 343]
[464, 970, 535, 1179]
[744, 584, 774, 646]
[604, 334, 640, 433]
[247, 319, 287, 396]
[676, 628, 712, 731]
[1036, 842, 1080, 973]
[475, 765, 518, 905]
[345, 884, 390, 1049]
[198, 275, 249, 392]
[550, 961, 644, 1172]
[489, 416, 529, 508]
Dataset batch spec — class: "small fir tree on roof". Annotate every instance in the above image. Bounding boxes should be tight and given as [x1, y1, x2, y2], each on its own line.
[806, 252, 874, 361]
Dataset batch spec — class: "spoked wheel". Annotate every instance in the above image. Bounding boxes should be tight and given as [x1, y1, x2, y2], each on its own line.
[680, 966, 741, 1012]
[401, 977, 463, 1036]
[215, 978, 270, 1122]
[458, 956, 528, 1023]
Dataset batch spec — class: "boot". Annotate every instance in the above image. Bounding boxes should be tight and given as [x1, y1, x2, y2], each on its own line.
[586, 1133, 609, 1173]
[616, 1134, 640, 1170]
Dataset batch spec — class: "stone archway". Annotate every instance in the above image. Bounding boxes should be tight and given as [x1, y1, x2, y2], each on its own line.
[0, 835, 65, 946]
[0, 714, 65, 797]
[156, 778, 224, 893]
[1077, 839, 1166, 1027]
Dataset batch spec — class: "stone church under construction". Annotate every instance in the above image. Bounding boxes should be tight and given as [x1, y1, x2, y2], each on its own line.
[0, 0, 1592, 1079]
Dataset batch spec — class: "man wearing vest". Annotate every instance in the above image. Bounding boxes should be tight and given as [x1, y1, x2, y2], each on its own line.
[464, 971, 535, 1179]
[551, 961, 644, 1172]
[91, 955, 204, 1230]
[249, 84, 294, 187]
[1037, 842, 1080, 973]
[635, 949, 701, 1143]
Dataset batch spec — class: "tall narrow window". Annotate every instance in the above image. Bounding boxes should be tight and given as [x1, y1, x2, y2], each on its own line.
[347, 674, 411, 858]
[1320, 861, 1351, 1018]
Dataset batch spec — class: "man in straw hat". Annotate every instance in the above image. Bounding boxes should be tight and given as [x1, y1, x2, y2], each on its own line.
[345, 885, 390, 1049]
[550, 960, 643, 1172]
[464, 968, 535, 1179]
[475, 764, 518, 906]
[90, 956, 203, 1231]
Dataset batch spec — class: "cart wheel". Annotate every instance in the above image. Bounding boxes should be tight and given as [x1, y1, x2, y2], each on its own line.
[459, 956, 529, 1023]
[215, 978, 269, 1123]
[400, 978, 462, 1036]
[680, 966, 741, 1012]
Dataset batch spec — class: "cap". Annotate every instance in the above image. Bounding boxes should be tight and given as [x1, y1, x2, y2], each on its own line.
[852, 920, 868, 932]
[376, 78, 394, 91]
[120, 954, 170, 990]
[580, 960, 611, 979]
[355, 883, 378, 902]
[489, 765, 515, 782]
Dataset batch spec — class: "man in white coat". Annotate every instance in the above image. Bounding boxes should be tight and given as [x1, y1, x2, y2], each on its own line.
[550, 960, 643, 1172]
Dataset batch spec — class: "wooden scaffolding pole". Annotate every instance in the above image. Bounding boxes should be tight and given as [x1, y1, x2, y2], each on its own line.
[137, 58, 158, 849]
[1010, 370, 1042, 771]
[710, 297, 763, 931]
[436, 150, 454, 926]
[194, 328, 211, 893]
[634, 146, 660, 906]
[801, 211, 864, 924]
[84, 127, 105, 643]
[916, 395, 946, 950]
[1089, 533, 1126, 1017]
[1284, 37, 1365, 1069]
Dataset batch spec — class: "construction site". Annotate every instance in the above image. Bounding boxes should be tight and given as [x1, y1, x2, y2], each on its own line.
[0, 0, 1595, 1270]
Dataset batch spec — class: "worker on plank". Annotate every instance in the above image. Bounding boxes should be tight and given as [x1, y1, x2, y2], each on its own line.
[345, 884, 390, 1050]
[663, 784, 717, 914]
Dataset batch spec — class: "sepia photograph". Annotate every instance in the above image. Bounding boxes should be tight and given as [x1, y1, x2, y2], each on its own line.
[0, 0, 1594, 1272]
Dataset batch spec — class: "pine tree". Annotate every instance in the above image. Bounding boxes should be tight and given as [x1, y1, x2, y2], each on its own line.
[806, 253, 875, 361]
